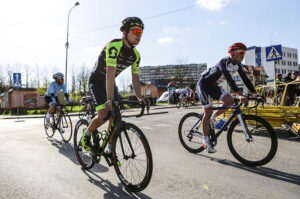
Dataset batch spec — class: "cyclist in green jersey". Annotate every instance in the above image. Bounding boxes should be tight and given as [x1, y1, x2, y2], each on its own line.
[82, 17, 145, 153]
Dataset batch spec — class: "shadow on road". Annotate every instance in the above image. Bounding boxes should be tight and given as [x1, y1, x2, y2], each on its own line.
[275, 129, 300, 142]
[198, 154, 300, 185]
[82, 169, 152, 199]
[47, 138, 109, 173]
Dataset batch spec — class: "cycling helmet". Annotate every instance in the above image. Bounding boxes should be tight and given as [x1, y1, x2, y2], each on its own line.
[120, 17, 144, 32]
[228, 42, 247, 53]
[53, 72, 64, 80]
[276, 73, 282, 78]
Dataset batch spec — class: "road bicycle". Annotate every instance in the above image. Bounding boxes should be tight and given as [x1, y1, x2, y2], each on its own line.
[74, 100, 153, 192]
[44, 104, 73, 142]
[178, 97, 278, 167]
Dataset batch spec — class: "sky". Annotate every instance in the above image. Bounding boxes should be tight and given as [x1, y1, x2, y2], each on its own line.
[1, 0, 300, 88]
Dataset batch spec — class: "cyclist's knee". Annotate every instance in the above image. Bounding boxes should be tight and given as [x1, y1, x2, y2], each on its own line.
[222, 94, 234, 105]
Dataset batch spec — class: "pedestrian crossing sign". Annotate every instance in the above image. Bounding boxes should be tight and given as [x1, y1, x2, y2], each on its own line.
[266, 45, 282, 62]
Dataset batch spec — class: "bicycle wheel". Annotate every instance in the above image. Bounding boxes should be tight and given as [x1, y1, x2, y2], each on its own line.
[227, 115, 278, 167]
[178, 112, 205, 153]
[59, 112, 73, 142]
[44, 113, 55, 138]
[112, 123, 153, 192]
[73, 119, 95, 170]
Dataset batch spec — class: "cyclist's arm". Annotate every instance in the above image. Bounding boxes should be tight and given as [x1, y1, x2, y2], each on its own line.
[62, 84, 71, 103]
[106, 66, 116, 101]
[238, 65, 257, 94]
[105, 41, 121, 102]
[132, 73, 143, 100]
[131, 49, 143, 101]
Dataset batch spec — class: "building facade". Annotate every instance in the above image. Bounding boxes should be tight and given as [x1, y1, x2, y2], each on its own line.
[139, 63, 207, 90]
[0, 88, 45, 109]
[245, 45, 298, 81]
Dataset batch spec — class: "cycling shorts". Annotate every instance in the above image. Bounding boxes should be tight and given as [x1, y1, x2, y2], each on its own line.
[196, 78, 228, 108]
[89, 73, 119, 111]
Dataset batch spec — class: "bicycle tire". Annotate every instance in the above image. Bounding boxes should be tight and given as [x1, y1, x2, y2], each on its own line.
[178, 112, 205, 153]
[112, 123, 153, 192]
[44, 113, 55, 138]
[74, 119, 95, 170]
[59, 112, 73, 142]
[227, 115, 278, 167]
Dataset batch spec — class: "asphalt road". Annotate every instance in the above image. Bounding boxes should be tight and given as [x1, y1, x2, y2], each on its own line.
[0, 107, 299, 199]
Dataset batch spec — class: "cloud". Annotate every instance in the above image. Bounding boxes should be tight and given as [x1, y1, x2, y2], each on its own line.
[162, 26, 193, 34]
[196, 0, 232, 11]
[157, 37, 173, 43]
[220, 21, 226, 25]
[206, 21, 213, 25]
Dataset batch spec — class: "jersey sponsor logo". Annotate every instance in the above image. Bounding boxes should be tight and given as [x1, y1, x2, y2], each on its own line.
[108, 47, 118, 59]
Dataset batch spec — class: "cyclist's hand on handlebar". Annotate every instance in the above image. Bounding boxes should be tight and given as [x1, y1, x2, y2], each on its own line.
[238, 94, 249, 105]
[105, 99, 113, 111]
[138, 97, 146, 105]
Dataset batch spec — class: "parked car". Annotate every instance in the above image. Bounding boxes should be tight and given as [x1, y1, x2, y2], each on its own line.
[157, 91, 169, 103]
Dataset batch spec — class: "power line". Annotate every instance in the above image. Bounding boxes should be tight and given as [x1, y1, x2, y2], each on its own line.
[76, 4, 198, 33]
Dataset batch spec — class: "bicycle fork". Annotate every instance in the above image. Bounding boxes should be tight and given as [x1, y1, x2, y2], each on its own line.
[237, 114, 253, 142]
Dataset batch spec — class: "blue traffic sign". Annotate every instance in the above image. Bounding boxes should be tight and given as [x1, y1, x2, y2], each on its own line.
[13, 73, 22, 88]
[266, 45, 282, 62]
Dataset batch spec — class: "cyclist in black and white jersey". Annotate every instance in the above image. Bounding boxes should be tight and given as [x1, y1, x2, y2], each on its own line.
[196, 42, 258, 153]
[82, 17, 145, 153]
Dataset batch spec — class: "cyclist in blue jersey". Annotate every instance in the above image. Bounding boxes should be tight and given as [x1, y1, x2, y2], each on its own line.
[196, 43, 258, 153]
[82, 17, 145, 153]
[45, 72, 71, 125]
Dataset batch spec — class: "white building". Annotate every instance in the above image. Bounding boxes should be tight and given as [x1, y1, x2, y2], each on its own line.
[244, 45, 298, 82]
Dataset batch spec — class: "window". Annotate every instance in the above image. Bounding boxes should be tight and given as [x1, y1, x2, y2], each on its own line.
[283, 52, 286, 57]
[282, 69, 286, 74]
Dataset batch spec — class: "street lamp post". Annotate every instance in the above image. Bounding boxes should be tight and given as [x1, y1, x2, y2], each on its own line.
[65, 2, 79, 89]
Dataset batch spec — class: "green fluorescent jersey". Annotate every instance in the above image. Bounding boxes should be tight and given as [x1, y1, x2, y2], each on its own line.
[92, 39, 141, 78]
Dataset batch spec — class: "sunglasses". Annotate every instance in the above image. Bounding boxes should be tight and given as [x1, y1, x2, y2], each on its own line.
[236, 49, 246, 55]
[130, 29, 143, 35]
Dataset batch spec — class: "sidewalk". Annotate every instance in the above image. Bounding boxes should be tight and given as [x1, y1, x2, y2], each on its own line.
[0, 104, 178, 120]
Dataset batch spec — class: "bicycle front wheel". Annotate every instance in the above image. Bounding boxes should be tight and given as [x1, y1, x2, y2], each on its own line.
[178, 112, 205, 153]
[227, 115, 278, 167]
[112, 123, 153, 192]
[44, 113, 55, 138]
[73, 119, 95, 170]
[59, 113, 73, 142]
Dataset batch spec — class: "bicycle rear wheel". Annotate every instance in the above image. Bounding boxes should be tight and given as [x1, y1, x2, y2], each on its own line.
[227, 115, 278, 167]
[178, 112, 205, 153]
[44, 113, 55, 138]
[59, 113, 73, 142]
[74, 119, 95, 170]
[112, 123, 153, 192]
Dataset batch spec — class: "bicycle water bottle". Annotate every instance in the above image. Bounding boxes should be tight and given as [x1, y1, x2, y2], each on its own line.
[216, 118, 226, 129]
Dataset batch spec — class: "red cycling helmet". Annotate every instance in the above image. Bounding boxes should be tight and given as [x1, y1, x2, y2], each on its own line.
[228, 42, 247, 54]
[276, 73, 282, 78]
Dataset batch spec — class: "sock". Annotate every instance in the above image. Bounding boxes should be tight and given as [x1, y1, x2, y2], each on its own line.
[203, 136, 209, 144]
[46, 113, 50, 120]
[85, 129, 91, 136]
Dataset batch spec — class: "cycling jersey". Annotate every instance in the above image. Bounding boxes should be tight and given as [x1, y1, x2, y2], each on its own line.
[89, 39, 140, 111]
[200, 56, 256, 93]
[197, 56, 256, 108]
[92, 39, 140, 78]
[45, 81, 69, 104]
